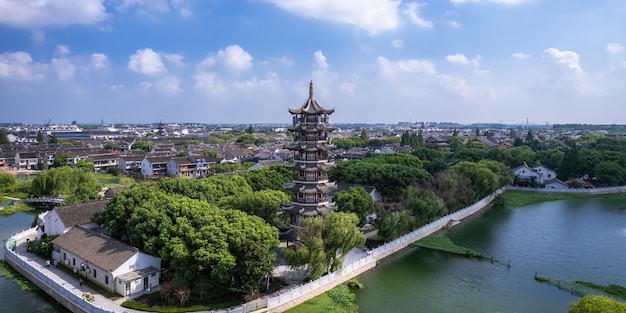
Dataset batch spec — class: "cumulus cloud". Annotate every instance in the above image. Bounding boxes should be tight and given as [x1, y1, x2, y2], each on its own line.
[446, 53, 469, 65]
[543, 48, 582, 74]
[128, 48, 167, 75]
[513, 52, 531, 59]
[377, 56, 437, 76]
[392, 39, 404, 48]
[402, 2, 433, 28]
[0, 0, 108, 28]
[52, 57, 75, 80]
[55, 45, 71, 56]
[606, 43, 624, 54]
[155, 76, 182, 94]
[340, 82, 355, 95]
[164, 53, 184, 67]
[199, 45, 253, 72]
[90, 53, 108, 69]
[193, 72, 225, 93]
[259, 0, 402, 34]
[313, 51, 329, 71]
[139, 81, 152, 91]
[0, 51, 45, 81]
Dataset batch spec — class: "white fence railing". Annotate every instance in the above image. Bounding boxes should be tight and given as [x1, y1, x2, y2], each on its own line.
[265, 188, 505, 310]
[506, 185, 626, 194]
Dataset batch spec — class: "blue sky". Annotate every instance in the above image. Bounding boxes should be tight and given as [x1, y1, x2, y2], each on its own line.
[1, 0, 625, 125]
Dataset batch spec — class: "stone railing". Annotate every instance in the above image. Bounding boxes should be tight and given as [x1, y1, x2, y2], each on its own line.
[265, 188, 505, 312]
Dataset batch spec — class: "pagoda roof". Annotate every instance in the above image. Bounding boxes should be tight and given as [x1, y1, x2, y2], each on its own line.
[281, 203, 337, 217]
[287, 125, 335, 132]
[285, 162, 335, 171]
[288, 81, 335, 115]
[284, 143, 335, 151]
[284, 181, 336, 194]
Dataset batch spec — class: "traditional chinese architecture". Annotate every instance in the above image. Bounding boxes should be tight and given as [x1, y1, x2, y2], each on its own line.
[282, 81, 337, 227]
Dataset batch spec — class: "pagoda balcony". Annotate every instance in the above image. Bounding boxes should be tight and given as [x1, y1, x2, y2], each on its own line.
[292, 178, 329, 184]
[291, 196, 330, 203]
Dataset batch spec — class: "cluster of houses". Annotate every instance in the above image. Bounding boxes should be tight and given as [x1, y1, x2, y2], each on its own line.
[34, 201, 161, 297]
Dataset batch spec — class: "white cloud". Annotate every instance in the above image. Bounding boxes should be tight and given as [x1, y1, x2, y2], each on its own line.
[543, 48, 582, 74]
[0, 0, 108, 28]
[340, 82, 355, 95]
[377, 56, 437, 76]
[0, 51, 45, 81]
[193, 72, 225, 93]
[402, 2, 433, 28]
[164, 53, 184, 67]
[446, 53, 469, 65]
[139, 81, 152, 91]
[52, 57, 75, 80]
[392, 39, 404, 48]
[606, 43, 624, 54]
[55, 45, 71, 57]
[313, 50, 329, 71]
[260, 0, 402, 34]
[155, 76, 182, 94]
[437, 73, 471, 96]
[449, 20, 461, 28]
[451, 0, 531, 4]
[90, 53, 108, 69]
[200, 45, 253, 72]
[128, 48, 167, 75]
[109, 84, 123, 91]
[513, 52, 531, 59]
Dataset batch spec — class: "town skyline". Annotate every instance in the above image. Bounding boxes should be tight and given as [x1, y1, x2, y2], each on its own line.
[1, 0, 625, 125]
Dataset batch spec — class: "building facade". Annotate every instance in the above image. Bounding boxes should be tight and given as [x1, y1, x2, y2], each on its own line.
[282, 81, 337, 226]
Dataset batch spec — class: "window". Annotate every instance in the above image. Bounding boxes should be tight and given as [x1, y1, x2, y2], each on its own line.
[63, 253, 66, 261]
[72, 258, 75, 266]
[105, 276, 109, 285]
[93, 269, 97, 278]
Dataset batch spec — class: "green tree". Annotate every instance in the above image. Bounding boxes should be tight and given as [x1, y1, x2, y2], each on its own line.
[203, 150, 218, 157]
[403, 187, 446, 226]
[594, 161, 626, 187]
[282, 212, 365, 279]
[569, 295, 626, 313]
[558, 140, 581, 180]
[360, 129, 369, 145]
[247, 125, 254, 134]
[450, 161, 499, 203]
[37, 131, 44, 143]
[236, 134, 256, 145]
[0, 172, 17, 190]
[219, 189, 290, 225]
[377, 210, 415, 242]
[76, 159, 95, 173]
[335, 186, 375, 226]
[131, 141, 154, 152]
[52, 153, 70, 168]
[103, 142, 120, 150]
[48, 133, 59, 144]
[241, 165, 292, 191]
[30, 167, 101, 204]
[0, 129, 9, 144]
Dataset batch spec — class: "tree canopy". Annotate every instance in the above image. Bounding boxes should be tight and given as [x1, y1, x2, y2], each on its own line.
[569, 295, 626, 313]
[335, 186, 374, 226]
[30, 166, 100, 204]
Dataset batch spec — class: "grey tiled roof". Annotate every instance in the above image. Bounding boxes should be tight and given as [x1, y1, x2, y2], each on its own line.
[52, 226, 137, 272]
[54, 200, 108, 227]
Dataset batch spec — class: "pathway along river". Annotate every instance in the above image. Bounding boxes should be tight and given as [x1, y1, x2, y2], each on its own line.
[355, 197, 626, 313]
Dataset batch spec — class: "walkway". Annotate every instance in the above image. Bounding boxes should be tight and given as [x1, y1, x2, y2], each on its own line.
[11, 231, 144, 313]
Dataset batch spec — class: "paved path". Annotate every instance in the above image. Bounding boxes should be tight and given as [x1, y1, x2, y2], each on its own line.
[12, 232, 144, 313]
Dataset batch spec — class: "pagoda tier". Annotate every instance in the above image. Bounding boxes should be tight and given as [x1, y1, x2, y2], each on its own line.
[282, 81, 337, 227]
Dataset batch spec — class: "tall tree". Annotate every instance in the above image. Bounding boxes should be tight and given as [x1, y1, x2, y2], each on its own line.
[360, 129, 369, 145]
[0, 129, 10, 144]
[30, 166, 100, 204]
[51, 153, 70, 168]
[558, 140, 581, 179]
[282, 212, 365, 279]
[335, 186, 375, 226]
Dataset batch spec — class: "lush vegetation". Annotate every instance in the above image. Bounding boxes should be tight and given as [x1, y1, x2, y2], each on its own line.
[334, 186, 375, 226]
[569, 295, 626, 313]
[493, 190, 626, 209]
[30, 166, 101, 204]
[413, 236, 490, 260]
[574, 281, 626, 301]
[285, 284, 358, 313]
[0, 260, 40, 291]
[281, 212, 365, 280]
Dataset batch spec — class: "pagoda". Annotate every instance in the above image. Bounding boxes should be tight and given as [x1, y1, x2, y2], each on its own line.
[282, 81, 337, 227]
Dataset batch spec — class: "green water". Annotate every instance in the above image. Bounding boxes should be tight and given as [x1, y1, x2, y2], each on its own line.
[355, 197, 626, 313]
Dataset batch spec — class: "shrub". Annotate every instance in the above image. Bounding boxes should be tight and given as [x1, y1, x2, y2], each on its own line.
[346, 279, 364, 290]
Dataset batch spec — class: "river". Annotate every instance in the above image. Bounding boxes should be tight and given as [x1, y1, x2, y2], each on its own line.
[355, 197, 626, 313]
[0, 212, 69, 313]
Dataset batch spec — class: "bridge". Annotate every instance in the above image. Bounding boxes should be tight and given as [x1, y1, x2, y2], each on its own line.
[21, 197, 65, 209]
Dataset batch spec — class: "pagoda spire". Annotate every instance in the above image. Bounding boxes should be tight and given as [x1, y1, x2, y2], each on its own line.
[309, 80, 314, 99]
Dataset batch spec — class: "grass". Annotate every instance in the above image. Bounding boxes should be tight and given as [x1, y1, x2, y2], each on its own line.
[95, 173, 121, 186]
[285, 284, 358, 313]
[122, 297, 242, 313]
[574, 281, 626, 301]
[0, 201, 35, 216]
[284, 292, 336, 313]
[412, 236, 491, 260]
[0, 260, 40, 291]
[494, 190, 626, 209]
[534, 274, 626, 301]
